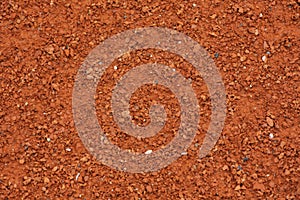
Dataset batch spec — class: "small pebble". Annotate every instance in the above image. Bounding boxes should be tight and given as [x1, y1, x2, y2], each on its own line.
[237, 165, 242, 171]
[46, 138, 51, 142]
[114, 66, 118, 70]
[214, 52, 219, 58]
[240, 56, 247, 62]
[75, 173, 80, 181]
[243, 157, 249, 162]
[222, 165, 229, 170]
[145, 150, 152, 155]
[262, 55, 267, 62]
[266, 116, 274, 127]
[66, 148, 72, 152]
[146, 185, 153, 193]
[181, 152, 188, 156]
[269, 133, 274, 139]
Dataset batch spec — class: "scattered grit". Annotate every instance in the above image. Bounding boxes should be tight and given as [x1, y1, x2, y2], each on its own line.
[0, 0, 299, 199]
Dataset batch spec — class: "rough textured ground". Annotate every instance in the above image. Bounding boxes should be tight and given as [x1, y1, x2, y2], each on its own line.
[0, 0, 299, 199]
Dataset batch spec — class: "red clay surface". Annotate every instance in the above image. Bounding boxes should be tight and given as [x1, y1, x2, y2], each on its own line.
[0, 0, 299, 199]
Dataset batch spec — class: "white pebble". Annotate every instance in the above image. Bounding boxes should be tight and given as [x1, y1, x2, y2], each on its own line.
[75, 173, 80, 181]
[269, 133, 274, 139]
[66, 148, 72, 152]
[181, 152, 188, 155]
[262, 55, 267, 62]
[145, 150, 152, 155]
[114, 66, 118, 70]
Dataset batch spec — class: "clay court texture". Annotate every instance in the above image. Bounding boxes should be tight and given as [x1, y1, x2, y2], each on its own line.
[0, 0, 299, 199]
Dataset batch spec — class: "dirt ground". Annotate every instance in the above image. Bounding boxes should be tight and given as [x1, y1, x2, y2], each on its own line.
[0, 0, 299, 199]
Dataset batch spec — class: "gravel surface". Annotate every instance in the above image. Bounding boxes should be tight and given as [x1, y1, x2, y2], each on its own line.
[0, 0, 299, 199]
